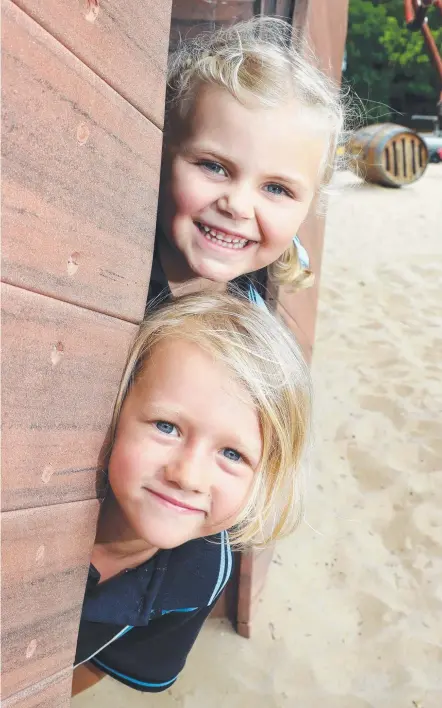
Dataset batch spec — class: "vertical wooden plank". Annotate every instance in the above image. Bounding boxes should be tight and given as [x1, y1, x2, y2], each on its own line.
[285, 0, 349, 350]
[277, 197, 325, 364]
[292, 0, 349, 83]
[236, 548, 275, 638]
[235, 0, 349, 637]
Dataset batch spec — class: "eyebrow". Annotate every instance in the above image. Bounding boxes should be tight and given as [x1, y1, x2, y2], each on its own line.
[180, 143, 235, 168]
[267, 172, 310, 196]
[181, 142, 310, 196]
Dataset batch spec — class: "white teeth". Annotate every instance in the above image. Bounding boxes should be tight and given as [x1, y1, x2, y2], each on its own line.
[209, 229, 233, 242]
[197, 222, 249, 249]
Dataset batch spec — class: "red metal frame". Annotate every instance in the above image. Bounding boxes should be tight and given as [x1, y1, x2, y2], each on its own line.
[404, 0, 442, 123]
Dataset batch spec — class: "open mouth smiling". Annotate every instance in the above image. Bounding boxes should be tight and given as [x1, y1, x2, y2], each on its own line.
[195, 221, 254, 250]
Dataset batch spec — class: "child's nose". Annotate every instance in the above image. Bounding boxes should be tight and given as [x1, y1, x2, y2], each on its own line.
[217, 184, 254, 220]
[164, 445, 209, 494]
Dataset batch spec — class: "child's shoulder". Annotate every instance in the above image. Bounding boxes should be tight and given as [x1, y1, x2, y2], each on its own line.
[80, 532, 232, 631]
[156, 531, 233, 613]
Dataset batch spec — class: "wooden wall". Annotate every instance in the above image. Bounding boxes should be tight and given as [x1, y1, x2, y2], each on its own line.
[1, 1, 172, 704]
[169, 0, 294, 46]
[277, 0, 349, 359]
[1, 4, 349, 702]
[169, 0, 349, 637]
[235, 0, 350, 637]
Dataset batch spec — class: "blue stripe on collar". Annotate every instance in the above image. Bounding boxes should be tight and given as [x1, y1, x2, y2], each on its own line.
[208, 530, 226, 605]
[293, 235, 310, 269]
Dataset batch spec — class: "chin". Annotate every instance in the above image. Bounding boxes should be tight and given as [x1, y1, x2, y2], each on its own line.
[154, 535, 196, 550]
[139, 526, 197, 550]
[189, 256, 239, 283]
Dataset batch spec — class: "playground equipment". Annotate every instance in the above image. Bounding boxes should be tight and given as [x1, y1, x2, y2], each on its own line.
[347, 1, 441, 187]
[348, 123, 429, 186]
[404, 0, 442, 132]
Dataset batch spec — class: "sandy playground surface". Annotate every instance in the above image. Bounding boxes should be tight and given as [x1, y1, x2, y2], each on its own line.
[73, 165, 442, 708]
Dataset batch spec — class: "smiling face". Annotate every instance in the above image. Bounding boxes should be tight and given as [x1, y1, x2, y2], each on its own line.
[108, 338, 262, 550]
[158, 83, 328, 282]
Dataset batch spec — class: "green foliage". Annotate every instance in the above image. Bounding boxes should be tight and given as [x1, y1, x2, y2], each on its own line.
[346, 0, 442, 123]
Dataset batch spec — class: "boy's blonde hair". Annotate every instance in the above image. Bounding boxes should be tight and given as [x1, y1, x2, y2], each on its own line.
[108, 292, 311, 549]
[167, 16, 347, 290]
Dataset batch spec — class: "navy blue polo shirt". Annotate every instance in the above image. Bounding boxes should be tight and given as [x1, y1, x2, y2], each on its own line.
[75, 531, 233, 692]
[73, 238, 273, 691]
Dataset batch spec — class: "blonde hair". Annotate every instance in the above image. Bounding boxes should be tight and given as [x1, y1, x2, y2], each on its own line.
[167, 16, 348, 289]
[107, 292, 311, 548]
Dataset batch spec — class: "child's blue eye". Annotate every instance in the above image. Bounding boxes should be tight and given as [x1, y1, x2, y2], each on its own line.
[265, 183, 291, 197]
[199, 160, 227, 176]
[155, 421, 177, 435]
[221, 447, 242, 463]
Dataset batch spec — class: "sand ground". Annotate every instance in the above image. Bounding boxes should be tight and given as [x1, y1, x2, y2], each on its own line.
[73, 165, 442, 708]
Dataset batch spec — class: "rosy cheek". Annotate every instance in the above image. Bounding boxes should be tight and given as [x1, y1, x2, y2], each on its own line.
[211, 477, 252, 526]
[172, 164, 197, 204]
[109, 443, 141, 487]
[173, 166, 220, 214]
[258, 213, 297, 252]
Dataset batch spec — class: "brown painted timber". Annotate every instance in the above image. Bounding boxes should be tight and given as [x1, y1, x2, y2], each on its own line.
[2, 283, 136, 512]
[1, 1, 172, 704]
[2, 0, 162, 322]
[2, 671, 72, 708]
[234, 0, 349, 637]
[11, 0, 172, 128]
[1, 500, 99, 698]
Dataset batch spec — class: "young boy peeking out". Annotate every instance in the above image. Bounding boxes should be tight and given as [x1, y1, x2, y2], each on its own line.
[72, 292, 311, 694]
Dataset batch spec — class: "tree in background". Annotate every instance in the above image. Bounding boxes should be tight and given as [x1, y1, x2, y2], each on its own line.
[346, 0, 442, 123]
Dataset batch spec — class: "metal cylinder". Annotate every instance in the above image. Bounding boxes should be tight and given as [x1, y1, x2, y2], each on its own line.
[347, 123, 429, 187]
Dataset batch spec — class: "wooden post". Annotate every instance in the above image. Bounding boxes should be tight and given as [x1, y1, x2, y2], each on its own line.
[234, 0, 349, 638]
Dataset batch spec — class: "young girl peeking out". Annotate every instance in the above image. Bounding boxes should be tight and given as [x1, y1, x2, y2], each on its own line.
[148, 16, 346, 305]
[72, 292, 311, 695]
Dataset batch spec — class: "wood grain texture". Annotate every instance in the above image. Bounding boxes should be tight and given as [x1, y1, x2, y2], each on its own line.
[2, 671, 72, 708]
[277, 0, 349, 349]
[11, 0, 172, 128]
[171, 0, 255, 21]
[277, 198, 326, 364]
[236, 547, 274, 638]
[293, 0, 349, 82]
[1, 283, 137, 511]
[1, 500, 99, 699]
[234, 0, 349, 636]
[2, 0, 162, 322]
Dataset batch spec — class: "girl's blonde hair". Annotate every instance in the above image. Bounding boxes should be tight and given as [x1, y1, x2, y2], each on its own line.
[167, 16, 348, 290]
[108, 292, 311, 548]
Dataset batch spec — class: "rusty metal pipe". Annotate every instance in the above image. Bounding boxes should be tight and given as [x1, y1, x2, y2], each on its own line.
[421, 19, 442, 82]
[405, 0, 429, 29]
[405, 0, 442, 128]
